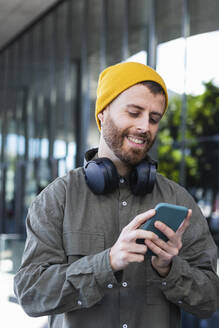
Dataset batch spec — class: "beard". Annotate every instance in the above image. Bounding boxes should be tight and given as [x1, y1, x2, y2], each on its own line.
[102, 113, 156, 166]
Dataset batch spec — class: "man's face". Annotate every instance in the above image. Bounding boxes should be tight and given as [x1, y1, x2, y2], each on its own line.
[98, 84, 166, 166]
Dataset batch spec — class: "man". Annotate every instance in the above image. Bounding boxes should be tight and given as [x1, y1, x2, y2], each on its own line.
[14, 62, 219, 328]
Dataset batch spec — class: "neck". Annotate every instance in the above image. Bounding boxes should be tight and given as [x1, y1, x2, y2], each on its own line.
[98, 138, 131, 177]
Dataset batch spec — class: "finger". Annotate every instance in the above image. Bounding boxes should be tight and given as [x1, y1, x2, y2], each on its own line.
[128, 253, 145, 264]
[129, 243, 147, 255]
[150, 238, 179, 256]
[126, 209, 156, 230]
[177, 209, 192, 235]
[154, 220, 175, 241]
[128, 228, 159, 242]
[145, 239, 173, 259]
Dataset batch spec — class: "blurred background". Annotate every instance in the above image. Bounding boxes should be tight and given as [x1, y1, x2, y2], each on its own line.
[0, 0, 219, 327]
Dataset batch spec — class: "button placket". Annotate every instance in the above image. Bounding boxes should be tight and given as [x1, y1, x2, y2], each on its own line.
[118, 180, 132, 231]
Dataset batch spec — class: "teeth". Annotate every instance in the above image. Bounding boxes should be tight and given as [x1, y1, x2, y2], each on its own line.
[128, 137, 144, 144]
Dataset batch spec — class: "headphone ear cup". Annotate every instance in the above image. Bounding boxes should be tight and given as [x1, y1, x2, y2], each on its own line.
[101, 158, 119, 192]
[129, 160, 157, 195]
[84, 158, 119, 194]
[147, 162, 157, 193]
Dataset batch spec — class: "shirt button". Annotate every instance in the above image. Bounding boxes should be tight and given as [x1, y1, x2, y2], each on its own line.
[122, 282, 128, 287]
[122, 201, 127, 206]
[162, 281, 167, 286]
[107, 283, 113, 289]
[120, 178, 125, 183]
[77, 300, 82, 306]
[123, 324, 128, 328]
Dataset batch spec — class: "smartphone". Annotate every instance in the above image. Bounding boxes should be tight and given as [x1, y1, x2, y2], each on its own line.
[137, 203, 188, 254]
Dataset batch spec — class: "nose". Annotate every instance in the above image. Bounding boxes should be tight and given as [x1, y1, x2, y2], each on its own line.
[136, 114, 150, 132]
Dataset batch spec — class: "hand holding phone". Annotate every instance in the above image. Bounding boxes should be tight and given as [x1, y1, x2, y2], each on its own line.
[137, 203, 188, 255]
[141, 203, 188, 241]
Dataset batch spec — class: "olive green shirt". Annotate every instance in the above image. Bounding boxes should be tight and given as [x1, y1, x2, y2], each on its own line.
[14, 167, 219, 328]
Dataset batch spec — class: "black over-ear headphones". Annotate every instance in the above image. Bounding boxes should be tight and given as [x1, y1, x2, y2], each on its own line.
[84, 153, 157, 196]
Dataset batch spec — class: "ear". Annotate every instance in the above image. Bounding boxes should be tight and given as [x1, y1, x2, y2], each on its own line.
[98, 111, 104, 126]
[97, 112, 103, 123]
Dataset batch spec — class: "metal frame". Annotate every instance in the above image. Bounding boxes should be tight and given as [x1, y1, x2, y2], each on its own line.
[75, 0, 90, 167]
[0, 52, 9, 233]
[148, 0, 156, 68]
[180, 0, 190, 186]
[122, 0, 129, 61]
[100, 0, 107, 71]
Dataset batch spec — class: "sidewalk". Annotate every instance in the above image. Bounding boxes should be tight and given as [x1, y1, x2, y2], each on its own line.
[1, 271, 48, 328]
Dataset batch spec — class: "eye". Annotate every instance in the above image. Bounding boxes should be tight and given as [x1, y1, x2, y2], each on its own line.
[128, 111, 139, 117]
[150, 118, 157, 124]
[149, 115, 160, 124]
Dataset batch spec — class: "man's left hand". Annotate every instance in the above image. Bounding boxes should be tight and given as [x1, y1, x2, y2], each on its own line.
[145, 209, 192, 277]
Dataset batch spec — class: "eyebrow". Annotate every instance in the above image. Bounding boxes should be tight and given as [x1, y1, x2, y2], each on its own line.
[126, 104, 163, 117]
[126, 104, 144, 110]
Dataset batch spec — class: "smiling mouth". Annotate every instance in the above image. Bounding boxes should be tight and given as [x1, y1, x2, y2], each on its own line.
[127, 136, 145, 145]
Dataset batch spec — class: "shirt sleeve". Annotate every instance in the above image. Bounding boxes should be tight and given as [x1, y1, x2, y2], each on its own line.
[160, 189, 219, 318]
[13, 178, 117, 317]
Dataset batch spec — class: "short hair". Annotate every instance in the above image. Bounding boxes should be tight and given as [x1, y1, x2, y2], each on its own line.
[139, 81, 166, 108]
[140, 81, 166, 96]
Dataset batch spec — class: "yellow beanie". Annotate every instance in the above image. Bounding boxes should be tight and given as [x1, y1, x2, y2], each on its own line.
[95, 61, 168, 130]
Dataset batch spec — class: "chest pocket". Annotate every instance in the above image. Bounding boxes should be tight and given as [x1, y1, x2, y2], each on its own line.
[63, 231, 105, 263]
